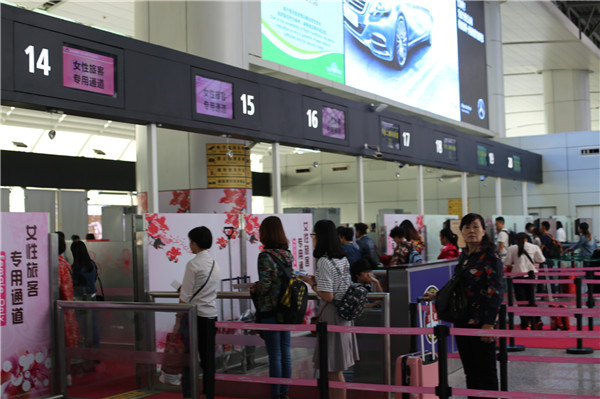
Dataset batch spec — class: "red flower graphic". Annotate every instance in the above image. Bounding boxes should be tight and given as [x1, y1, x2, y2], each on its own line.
[169, 190, 191, 213]
[218, 189, 247, 214]
[216, 237, 228, 249]
[416, 215, 425, 230]
[167, 247, 182, 262]
[146, 214, 171, 248]
[244, 214, 260, 244]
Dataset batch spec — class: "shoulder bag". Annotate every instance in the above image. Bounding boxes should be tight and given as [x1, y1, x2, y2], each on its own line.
[435, 255, 471, 324]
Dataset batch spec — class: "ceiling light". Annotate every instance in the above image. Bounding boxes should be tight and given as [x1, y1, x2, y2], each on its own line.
[480, 175, 486, 181]
[103, 120, 112, 129]
[58, 114, 66, 123]
[369, 103, 389, 113]
[93, 149, 106, 155]
[6, 107, 15, 117]
[48, 129, 56, 139]
[12, 141, 27, 148]
[313, 161, 319, 168]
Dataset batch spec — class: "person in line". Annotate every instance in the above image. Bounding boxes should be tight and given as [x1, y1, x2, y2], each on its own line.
[438, 228, 460, 260]
[539, 221, 559, 292]
[71, 234, 81, 242]
[555, 221, 567, 243]
[71, 240, 100, 349]
[57, 232, 81, 386]
[300, 220, 359, 399]
[85, 233, 96, 240]
[504, 233, 545, 330]
[525, 223, 535, 243]
[350, 258, 383, 293]
[531, 228, 542, 247]
[250, 216, 293, 399]
[400, 220, 425, 254]
[177, 226, 220, 399]
[389, 226, 414, 265]
[337, 226, 362, 267]
[424, 213, 503, 397]
[565, 222, 596, 257]
[354, 222, 378, 266]
[495, 216, 509, 261]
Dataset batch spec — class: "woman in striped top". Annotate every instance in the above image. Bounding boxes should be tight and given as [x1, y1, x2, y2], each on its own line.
[301, 219, 359, 399]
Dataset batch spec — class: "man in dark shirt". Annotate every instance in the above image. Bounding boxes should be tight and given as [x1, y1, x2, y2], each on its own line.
[337, 226, 362, 267]
[539, 221, 557, 294]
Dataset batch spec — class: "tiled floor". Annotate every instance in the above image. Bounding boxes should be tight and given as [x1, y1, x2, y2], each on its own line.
[447, 347, 600, 397]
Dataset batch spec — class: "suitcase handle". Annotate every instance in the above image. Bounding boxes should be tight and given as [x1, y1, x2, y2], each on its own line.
[416, 297, 436, 361]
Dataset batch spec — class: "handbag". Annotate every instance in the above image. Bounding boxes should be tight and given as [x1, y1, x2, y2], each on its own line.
[435, 255, 471, 324]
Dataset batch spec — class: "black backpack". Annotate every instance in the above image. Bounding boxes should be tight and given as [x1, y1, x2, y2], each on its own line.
[270, 255, 308, 324]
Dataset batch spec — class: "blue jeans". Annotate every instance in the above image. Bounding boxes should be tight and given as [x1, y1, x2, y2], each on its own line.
[261, 316, 291, 397]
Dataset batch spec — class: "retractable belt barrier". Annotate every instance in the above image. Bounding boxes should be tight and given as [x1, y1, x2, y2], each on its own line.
[210, 316, 599, 399]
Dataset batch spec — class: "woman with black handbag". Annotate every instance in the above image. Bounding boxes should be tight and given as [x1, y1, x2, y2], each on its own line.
[176, 226, 220, 399]
[424, 213, 503, 398]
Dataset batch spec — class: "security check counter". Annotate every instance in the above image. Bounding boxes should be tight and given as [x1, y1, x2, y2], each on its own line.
[373, 258, 458, 374]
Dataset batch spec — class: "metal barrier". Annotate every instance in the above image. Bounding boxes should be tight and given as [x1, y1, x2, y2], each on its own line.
[55, 300, 199, 397]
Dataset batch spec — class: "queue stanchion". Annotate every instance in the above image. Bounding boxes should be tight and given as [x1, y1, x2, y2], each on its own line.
[434, 324, 451, 399]
[585, 269, 595, 332]
[506, 277, 525, 352]
[497, 304, 508, 392]
[317, 322, 329, 399]
[566, 277, 594, 354]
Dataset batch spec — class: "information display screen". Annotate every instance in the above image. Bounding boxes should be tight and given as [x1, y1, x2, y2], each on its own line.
[477, 145, 488, 167]
[443, 137, 457, 161]
[260, 0, 489, 130]
[63, 45, 115, 96]
[513, 155, 521, 173]
[195, 75, 233, 119]
[380, 120, 400, 151]
[322, 106, 345, 140]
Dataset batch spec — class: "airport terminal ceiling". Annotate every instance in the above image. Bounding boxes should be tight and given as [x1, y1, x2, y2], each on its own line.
[2, 0, 598, 137]
[1, 4, 543, 183]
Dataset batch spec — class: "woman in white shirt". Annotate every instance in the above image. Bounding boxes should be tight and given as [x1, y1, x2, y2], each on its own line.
[555, 221, 567, 243]
[504, 233, 545, 330]
[178, 226, 221, 399]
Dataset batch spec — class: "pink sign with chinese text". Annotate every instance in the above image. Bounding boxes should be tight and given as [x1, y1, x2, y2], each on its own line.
[195, 76, 233, 119]
[1, 212, 51, 398]
[63, 46, 115, 96]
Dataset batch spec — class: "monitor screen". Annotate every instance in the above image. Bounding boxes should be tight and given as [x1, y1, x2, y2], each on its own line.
[195, 75, 233, 119]
[443, 137, 457, 161]
[477, 145, 488, 167]
[62, 45, 115, 96]
[322, 106, 345, 140]
[380, 120, 400, 151]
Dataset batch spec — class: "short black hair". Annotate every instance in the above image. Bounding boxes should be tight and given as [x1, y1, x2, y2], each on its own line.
[541, 221, 550, 231]
[338, 226, 354, 242]
[354, 223, 368, 236]
[525, 223, 534, 231]
[495, 216, 505, 224]
[188, 226, 213, 249]
[350, 258, 372, 281]
[460, 213, 494, 250]
[556, 221, 563, 229]
[389, 226, 405, 239]
[57, 233, 66, 255]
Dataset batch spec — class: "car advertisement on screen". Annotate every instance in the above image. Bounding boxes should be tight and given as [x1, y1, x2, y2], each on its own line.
[344, 0, 460, 122]
[261, 1, 345, 83]
[260, 0, 490, 131]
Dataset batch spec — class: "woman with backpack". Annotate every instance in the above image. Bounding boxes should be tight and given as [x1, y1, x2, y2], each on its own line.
[71, 240, 100, 349]
[300, 219, 359, 399]
[504, 233, 545, 330]
[250, 216, 294, 399]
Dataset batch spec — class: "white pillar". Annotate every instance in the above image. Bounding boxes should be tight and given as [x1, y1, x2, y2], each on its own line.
[417, 165, 424, 215]
[357, 156, 364, 222]
[272, 142, 282, 214]
[522, 181, 528, 216]
[495, 177, 502, 216]
[543, 69, 591, 133]
[136, 123, 159, 213]
[461, 172, 468, 216]
[484, 1, 506, 137]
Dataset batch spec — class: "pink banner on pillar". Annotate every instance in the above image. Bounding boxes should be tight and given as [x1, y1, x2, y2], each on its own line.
[1, 212, 51, 398]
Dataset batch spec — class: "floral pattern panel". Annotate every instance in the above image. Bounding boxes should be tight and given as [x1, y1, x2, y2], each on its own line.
[1, 213, 51, 398]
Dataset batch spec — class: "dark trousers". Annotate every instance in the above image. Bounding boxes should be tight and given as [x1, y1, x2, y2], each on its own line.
[181, 316, 216, 398]
[514, 275, 540, 327]
[455, 334, 498, 399]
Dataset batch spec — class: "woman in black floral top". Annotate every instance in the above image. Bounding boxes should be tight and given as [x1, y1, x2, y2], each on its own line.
[425, 213, 503, 397]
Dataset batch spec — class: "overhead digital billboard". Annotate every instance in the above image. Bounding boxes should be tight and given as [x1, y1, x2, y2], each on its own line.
[260, 0, 489, 130]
